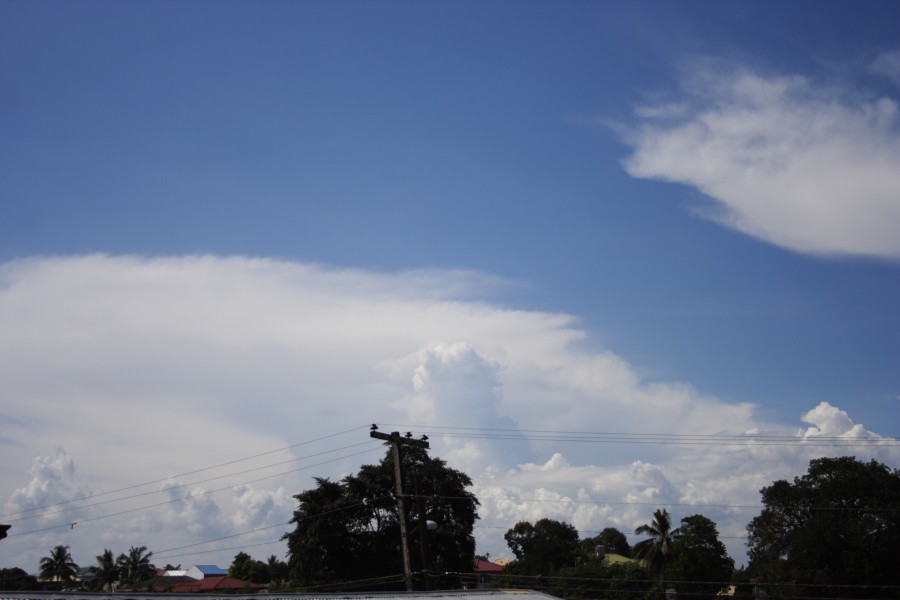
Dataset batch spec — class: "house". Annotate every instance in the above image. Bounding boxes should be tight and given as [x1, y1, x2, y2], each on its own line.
[184, 564, 229, 580]
[473, 557, 506, 588]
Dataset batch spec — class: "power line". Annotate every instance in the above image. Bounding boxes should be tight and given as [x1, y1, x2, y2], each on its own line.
[0, 424, 371, 521]
[380, 424, 899, 447]
[6, 444, 384, 538]
[5, 440, 377, 525]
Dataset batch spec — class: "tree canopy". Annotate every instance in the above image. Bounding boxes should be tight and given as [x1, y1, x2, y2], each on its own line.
[504, 518, 580, 575]
[229, 551, 270, 584]
[38, 545, 79, 586]
[581, 527, 631, 558]
[116, 545, 155, 586]
[633, 509, 677, 582]
[667, 514, 733, 600]
[283, 445, 479, 590]
[747, 456, 900, 599]
[89, 549, 119, 592]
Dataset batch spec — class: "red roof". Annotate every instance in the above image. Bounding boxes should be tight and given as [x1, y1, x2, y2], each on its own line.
[171, 575, 266, 593]
[473, 558, 505, 573]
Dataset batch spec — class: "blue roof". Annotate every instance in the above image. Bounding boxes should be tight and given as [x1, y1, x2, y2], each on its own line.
[195, 565, 228, 575]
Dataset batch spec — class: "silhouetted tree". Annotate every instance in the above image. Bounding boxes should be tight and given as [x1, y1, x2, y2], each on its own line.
[89, 549, 120, 591]
[0, 567, 39, 590]
[39, 545, 79, 586]
[633, 509, 677, 585]
[229, 551, 270, 583]
[582, 527, 631, 558]
[747, 457, 900, 599]
[283, 446, 478, 589]
[667, 514, 734, 600]
[504, 518, 580, 575]
[116, 545, 155, 586]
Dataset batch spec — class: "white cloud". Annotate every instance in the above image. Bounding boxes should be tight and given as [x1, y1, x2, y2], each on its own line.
[870, 48, 900, 88]
[621, 63, 900, 260]
[0, 255, 896, 570]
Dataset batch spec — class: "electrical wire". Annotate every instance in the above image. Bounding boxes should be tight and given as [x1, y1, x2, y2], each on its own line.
[4, 440, 377, 525]
[0, 424, 371, 520]
[381, 423, 900, 447]
[6, 444, 384, 538]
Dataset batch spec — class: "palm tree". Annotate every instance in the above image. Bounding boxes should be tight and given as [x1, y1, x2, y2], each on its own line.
[89, 549, 119, 591]
[116, 545, 155, 586]
[39, 545, 79, 586]
[634, 508, 680, 592]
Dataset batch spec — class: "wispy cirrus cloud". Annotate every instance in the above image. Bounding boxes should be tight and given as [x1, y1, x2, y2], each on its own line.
[621, 59, 900, 260]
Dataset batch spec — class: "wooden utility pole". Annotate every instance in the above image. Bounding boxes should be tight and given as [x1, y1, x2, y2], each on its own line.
[370, 428, 429, 592]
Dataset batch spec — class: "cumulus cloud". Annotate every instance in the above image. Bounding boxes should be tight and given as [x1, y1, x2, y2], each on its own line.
[0, 255, 896, 568]
[621, 62, 900, 260]
[4, 446, 89, 523]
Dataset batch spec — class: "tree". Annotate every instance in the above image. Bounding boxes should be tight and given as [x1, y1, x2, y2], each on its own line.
[581, 527, 631, 558]
[283, 445, 479, 590]
[667, 515, 734, 600]
[0, 567, 39, 591]
[747, 456, 900, 599]
[633, 509, 677, 584]
[229, 551, 270, 584]
[38, 544, 79, 586]
[503, 518, 580, 575]
[89, 549, 120, 592]
[549, 559, 651, 600]
[266, 555, 290, 587]
[116, 545, 155, 586]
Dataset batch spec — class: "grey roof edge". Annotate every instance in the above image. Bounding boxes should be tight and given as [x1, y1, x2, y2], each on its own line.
[0, 589, 558, 600]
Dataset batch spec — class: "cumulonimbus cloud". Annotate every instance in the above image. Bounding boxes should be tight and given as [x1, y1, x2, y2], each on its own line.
[621, 60, 900, 260]
[0, 255, 896, 567]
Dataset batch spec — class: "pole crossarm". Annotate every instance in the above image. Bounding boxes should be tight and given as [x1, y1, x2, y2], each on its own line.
[370, 430, 430, 449]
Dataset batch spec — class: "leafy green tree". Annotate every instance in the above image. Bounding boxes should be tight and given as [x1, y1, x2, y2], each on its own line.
[229, 551, 270, 583]
[116, 545, 155, 586]
[88, 549, 120, 591]
[747, 456, 900, 599]
[0, 567, 39, 590]
[633, 509, 677, 585]
[548, 558, 651, 600]
[504, 518, 580, 575]
[266, 555, 289, 585]
[667, 514, 734, 600]
[39, 544, 79, 586]
[581, 527, 631, 558]
[283, 445, 479, 590]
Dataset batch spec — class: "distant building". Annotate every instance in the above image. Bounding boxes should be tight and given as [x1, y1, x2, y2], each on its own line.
[473, 557, 506, 588]
[184, 564, 229, 580]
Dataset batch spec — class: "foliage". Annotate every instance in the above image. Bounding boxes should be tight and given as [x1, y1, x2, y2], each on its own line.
[89, 549, 120, 592]
[547, 558, 651, 600]
[0, 567, 39, 591]
[115, 545, 155, 586]
[747, 456, 900, 599]
[667, 514, 734, 600]
[633, 509, 677, 582]
[581, 527, 631, 558]
[283, 445, 479, 590]
[38, 544, 79, 586]
[229, 551, 270, 584]
[266, 555, 290, 588]
[504, 518, 580, 575]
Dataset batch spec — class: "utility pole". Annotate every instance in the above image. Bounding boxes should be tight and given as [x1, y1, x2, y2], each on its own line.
[370, 426, 429, 592]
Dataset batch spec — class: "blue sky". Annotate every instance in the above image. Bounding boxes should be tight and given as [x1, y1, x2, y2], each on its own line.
[1, 0, 899, 572]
